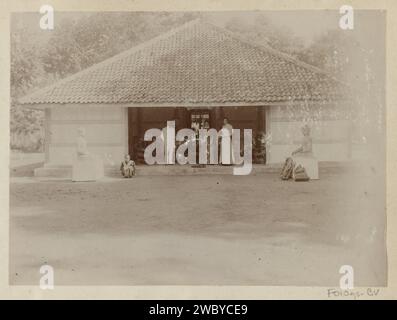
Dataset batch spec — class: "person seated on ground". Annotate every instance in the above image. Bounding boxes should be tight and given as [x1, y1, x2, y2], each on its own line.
[289, 124, 318, 180]
[281, 125, 314, 181]
[120, 154, 136, 178]
[291, 124, 313, 156]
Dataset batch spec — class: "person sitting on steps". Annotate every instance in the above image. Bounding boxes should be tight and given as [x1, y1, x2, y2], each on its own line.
[120, 154, 136, 178]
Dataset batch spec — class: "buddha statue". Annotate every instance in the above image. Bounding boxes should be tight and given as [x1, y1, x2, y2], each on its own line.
[291, 124, 319, 180]
[76, 127, 90, 157]
[292, 124, 313, 156]
[73, 126, 104, 181]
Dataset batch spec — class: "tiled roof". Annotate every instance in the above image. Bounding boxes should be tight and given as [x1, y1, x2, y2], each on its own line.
[19, 19, 348, 106]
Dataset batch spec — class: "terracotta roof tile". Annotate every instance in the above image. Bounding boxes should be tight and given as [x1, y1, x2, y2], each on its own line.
[19, 19, 349, 106]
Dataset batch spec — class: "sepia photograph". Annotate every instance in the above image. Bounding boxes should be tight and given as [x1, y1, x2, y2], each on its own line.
[8, 9, 386, 288]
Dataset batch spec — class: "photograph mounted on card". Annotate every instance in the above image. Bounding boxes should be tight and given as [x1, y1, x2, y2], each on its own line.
[7, 6, 387, 291]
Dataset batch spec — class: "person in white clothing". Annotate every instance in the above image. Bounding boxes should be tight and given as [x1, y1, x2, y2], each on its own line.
[220, 118, 234, 165]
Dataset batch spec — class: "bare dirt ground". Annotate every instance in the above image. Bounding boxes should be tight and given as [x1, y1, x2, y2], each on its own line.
[9, 166, 386, 286]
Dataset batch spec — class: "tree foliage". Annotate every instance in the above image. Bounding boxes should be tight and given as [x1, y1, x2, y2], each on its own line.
[223, 15, 305, 58]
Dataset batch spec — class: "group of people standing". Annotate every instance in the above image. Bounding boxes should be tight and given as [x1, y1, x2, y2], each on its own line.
[120, 120, 315, 179]
[120, 117, 236, 177]
[191, 117, 235, 165]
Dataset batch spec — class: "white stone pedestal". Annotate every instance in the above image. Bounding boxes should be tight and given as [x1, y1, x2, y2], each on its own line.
[293, 154, 319, 180]
[72, 155, 104, 182]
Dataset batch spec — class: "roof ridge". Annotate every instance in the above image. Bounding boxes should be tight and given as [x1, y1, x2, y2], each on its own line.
[19, 18, 202, 104]
[18, 18, 350, 106]
[204, 21, 349, 87]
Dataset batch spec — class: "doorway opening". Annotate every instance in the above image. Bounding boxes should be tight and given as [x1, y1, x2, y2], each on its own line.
[189, 109, 211, 132]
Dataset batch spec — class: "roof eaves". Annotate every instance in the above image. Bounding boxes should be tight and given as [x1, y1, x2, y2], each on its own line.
[18, 18, 203, 105]
[206, 21, 351, 89]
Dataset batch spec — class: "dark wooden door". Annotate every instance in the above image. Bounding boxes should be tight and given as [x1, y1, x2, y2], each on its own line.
[188, 109, 211, 130]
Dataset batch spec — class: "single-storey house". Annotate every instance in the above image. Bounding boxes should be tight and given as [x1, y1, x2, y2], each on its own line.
[19, 19, 352, 176]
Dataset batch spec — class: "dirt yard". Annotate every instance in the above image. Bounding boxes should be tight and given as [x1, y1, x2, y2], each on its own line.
[9, 166, 387, 286]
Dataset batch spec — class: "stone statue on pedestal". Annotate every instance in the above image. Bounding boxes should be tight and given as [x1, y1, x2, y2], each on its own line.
[76, 127, 90, 157]
[291, 124, 319, 180]
[72, 127, 104, 182]
[292, 124, 313, 156]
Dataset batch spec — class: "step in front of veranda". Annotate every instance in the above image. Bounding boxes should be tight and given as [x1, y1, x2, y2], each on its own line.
[135, 164, 282, 176]
[34, 164, 282, 178]
[34, 165, 122, 178]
